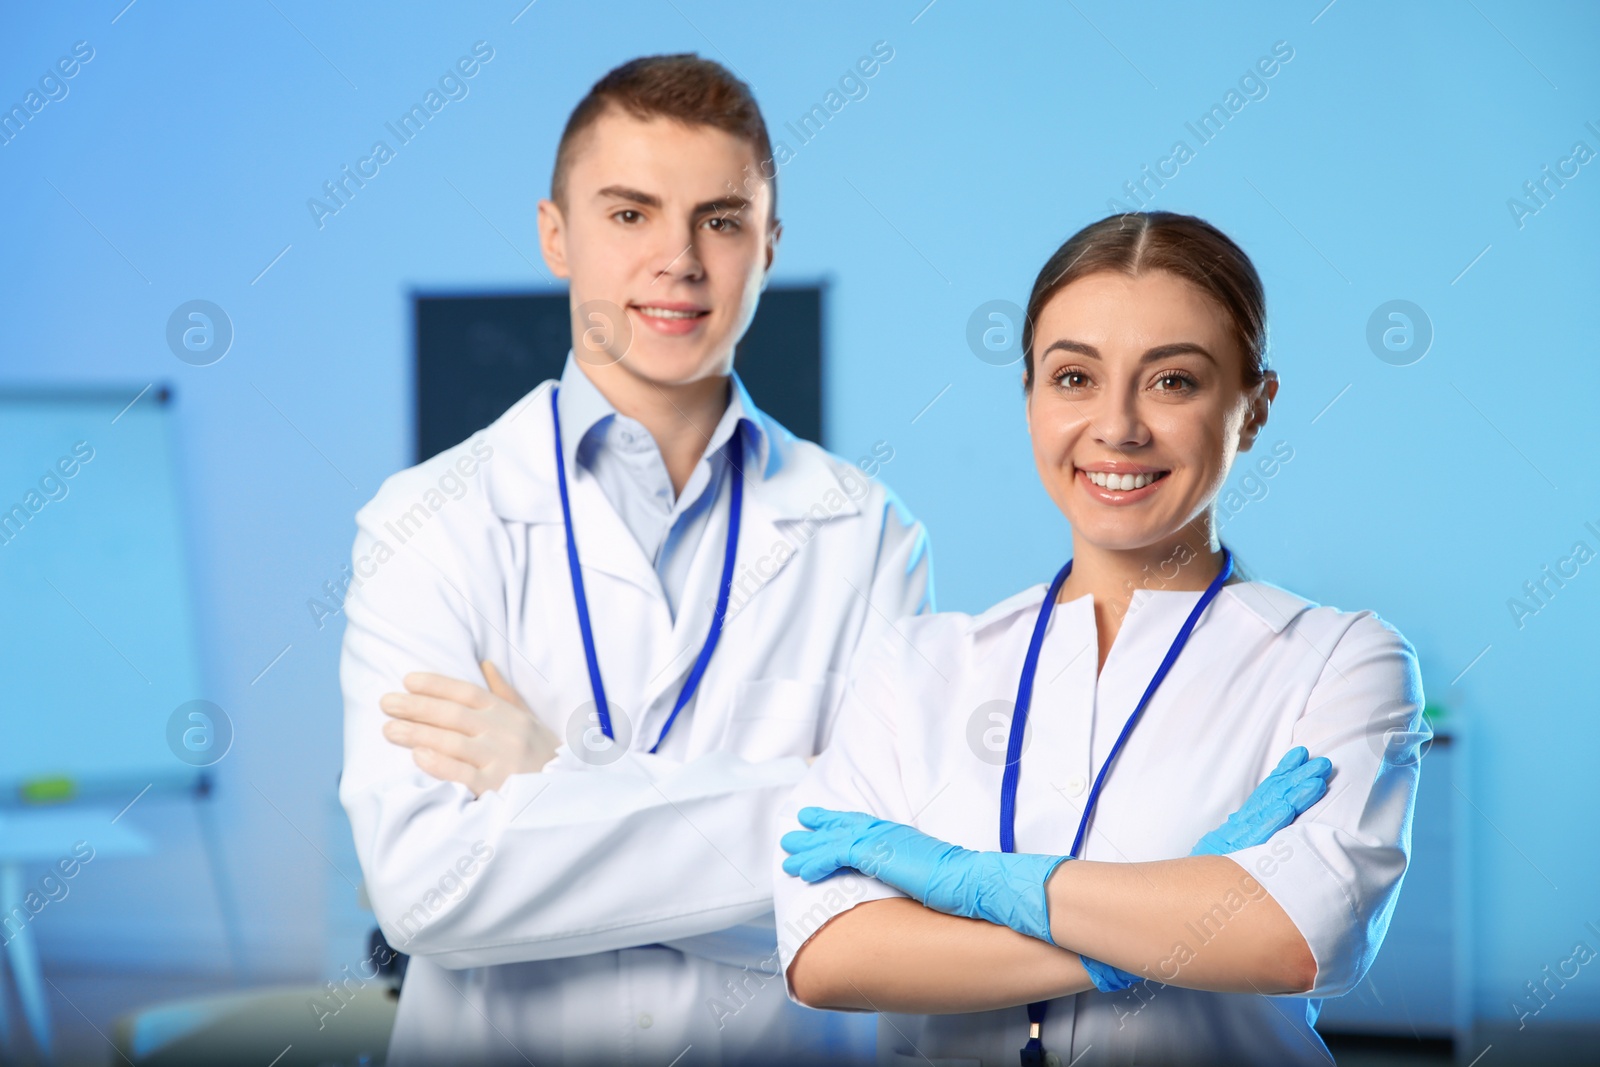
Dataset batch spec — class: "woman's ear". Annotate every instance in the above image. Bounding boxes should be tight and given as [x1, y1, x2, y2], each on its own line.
[1238, 371, 1279, 452]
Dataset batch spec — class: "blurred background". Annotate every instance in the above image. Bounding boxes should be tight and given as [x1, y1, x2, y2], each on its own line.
[1, 1, 1596, 1064]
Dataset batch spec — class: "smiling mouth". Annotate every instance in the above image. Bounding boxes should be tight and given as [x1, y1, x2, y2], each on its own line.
[1079, 469, 1170, 491]
[630, 304, 709, 321]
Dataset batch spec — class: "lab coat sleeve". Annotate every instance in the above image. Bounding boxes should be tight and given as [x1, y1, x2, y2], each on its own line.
[1222, 611, 1429, 998]
[772, 630, 918, 999]
[821, 487, 934, 750]
[338, 477, 812, 970]
[661, 483, 934, 971]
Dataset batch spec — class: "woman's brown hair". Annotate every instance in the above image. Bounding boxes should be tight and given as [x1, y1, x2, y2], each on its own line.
[1022, 211, 1269, 390]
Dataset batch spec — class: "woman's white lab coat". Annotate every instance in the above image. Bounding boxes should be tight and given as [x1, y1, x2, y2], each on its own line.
[339, 378, 930, 1066]
[773, 579, 1429, 1067]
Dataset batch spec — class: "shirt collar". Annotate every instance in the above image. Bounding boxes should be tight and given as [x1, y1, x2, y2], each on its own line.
[961, 578, 1316, 637]
[555, 350, 771, 478]
[554, 351, 616, 476]
[481, 361, 848, 526]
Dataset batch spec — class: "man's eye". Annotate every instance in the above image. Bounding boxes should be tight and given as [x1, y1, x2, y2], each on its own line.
[615, 209, 642, 224]
[706, 216, 741, 232]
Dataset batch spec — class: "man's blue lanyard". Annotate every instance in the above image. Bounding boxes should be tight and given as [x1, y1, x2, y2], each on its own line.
[550, 386, 745, 754]
[1000, 547, 1234, 1066]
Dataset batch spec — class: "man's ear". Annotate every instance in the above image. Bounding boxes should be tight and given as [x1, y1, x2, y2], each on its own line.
[759, 218, 783, 292]
[1238, 371, 1279, 452]
[536, 198, 571, 280]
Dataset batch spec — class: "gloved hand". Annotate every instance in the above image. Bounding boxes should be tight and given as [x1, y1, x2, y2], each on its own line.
[780, 746, 1331, 988]
[1082, 745, 1333, 991]
[782, 808, 1069, 942]
[1190, 746, 1333, 856]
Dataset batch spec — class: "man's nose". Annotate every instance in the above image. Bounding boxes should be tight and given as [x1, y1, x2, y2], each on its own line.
[649, 222, 705, 284]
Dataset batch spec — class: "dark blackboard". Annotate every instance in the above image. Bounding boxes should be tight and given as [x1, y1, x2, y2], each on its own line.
[413, 287, 824, 463]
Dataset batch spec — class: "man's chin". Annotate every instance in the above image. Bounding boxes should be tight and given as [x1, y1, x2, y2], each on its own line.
[611, 342, 735, 388]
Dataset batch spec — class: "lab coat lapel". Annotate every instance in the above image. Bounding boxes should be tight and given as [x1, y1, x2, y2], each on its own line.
[637, 488, 731, 725]
[1026, 595, 1099, 853]
[730, 410, 864, 611]
[634, 410, 862, 715]
[567, 472, 663, 596]
[1072, 588, 1208, 857]
[481, 379, 660, 596]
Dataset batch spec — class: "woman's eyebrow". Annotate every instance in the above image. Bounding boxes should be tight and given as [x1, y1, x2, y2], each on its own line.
[1041, 339, 1099, 359]
[1142, 342, 1217, 365]
[1039, 339, 1217, 365]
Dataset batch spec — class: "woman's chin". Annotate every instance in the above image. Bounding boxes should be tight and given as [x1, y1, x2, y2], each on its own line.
[1063, 515, 1188, 557]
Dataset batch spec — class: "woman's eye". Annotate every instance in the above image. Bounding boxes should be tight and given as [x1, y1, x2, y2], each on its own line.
[1052, 368, 1089, 390]
[1153, 372, 1196, 393]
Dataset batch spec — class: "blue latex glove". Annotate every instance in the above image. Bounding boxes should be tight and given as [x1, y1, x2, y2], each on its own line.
[782, 808, 1070, 942]
[780, 746, 1331, 989]
[1081, 745, 1332, 991]
[1190, 746, 1333, 857]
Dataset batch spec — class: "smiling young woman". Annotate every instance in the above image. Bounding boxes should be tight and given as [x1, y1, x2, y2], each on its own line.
[772, 212, 1428, 1067]
[1023, 212, 1276, 668]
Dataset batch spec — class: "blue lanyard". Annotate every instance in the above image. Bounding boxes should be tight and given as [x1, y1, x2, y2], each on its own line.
[1001, 547, 1233, 1064]
[550, 386, 745, 753]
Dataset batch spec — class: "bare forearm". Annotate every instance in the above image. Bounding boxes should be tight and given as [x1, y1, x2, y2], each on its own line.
[1046, 854, 1315, 994]
[788, 898, 1094, 1013]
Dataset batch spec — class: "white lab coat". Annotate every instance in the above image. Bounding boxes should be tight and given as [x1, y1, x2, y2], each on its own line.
[773, 579, 1428, 1067]
[339, 378, 931, 1066]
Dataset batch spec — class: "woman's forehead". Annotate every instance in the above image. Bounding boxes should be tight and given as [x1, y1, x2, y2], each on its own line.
[1036, 270, 1238, 355]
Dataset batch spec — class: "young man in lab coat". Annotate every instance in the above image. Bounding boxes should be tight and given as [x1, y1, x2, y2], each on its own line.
[338, 55, 929, 1066]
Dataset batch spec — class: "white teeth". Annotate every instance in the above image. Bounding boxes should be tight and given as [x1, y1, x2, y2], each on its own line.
[1084, 470, 1162, 491]
[635, 306, 701, 319]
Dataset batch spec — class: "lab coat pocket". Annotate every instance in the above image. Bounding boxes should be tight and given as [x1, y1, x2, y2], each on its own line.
[725, 675, 837, 761]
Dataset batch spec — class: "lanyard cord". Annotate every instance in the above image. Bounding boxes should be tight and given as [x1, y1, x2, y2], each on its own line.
[550, 386, 746, 753]
[1001, 547, 1235, 1063]
[999, 559, 1076, 854]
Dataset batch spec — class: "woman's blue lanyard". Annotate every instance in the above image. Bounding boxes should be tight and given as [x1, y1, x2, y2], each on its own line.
[1001, 547, 1234, 1067]
[550, 386, 745, 754]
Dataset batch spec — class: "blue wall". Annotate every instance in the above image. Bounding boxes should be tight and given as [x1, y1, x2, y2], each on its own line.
[3, 0, 1596, 1036]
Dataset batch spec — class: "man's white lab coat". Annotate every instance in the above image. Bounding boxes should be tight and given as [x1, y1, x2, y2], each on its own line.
[339, 377, 930, 1066]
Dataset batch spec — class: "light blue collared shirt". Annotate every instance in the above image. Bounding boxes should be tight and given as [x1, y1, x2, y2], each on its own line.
[555, 352, 767, 619]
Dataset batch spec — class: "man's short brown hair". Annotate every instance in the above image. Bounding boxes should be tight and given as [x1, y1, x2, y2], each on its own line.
[551, 54, 777, 224]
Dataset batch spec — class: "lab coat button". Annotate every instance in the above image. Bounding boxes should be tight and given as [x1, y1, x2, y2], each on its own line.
[638, 1013, 653, 1029]
[1066, 774, 1086, 797]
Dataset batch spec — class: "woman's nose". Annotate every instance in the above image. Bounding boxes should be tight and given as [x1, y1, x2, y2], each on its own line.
[1090, 386, 1150, 448]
